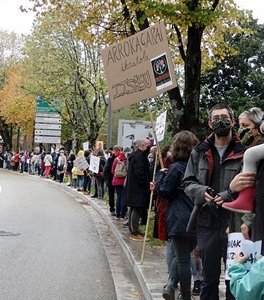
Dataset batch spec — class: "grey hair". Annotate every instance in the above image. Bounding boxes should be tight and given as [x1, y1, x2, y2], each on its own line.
[133, 139, 140, 148]
[123, 146, 132, 153]
[239, 107, 264, 126]
[208, 103, 234, 120]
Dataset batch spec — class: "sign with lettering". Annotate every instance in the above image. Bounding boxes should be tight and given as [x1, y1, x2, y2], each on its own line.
[225, 232, 262, 279]
[101, 21, 177, 111]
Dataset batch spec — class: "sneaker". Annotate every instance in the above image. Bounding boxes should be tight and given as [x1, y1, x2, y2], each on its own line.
[83, 191, 89, 195]
[111, 212, 116, 216]
[91, 195, 98, 198]
[192, 280, 201, 296]
[115, 217, 120, 220]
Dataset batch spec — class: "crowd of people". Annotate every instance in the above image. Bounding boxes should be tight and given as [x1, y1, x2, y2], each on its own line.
[1, 103, 264, 300]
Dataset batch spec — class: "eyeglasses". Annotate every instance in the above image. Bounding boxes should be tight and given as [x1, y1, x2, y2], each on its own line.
[211, 114, 230, 121]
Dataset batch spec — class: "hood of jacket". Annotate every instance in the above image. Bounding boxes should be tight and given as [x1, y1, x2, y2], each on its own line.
[76, 150, 84, 157]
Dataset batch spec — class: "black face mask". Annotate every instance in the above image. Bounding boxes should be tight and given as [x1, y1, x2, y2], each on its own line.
[144, 146, 151, 154]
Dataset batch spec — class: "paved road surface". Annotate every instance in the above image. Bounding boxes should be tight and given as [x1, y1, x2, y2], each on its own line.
[0, 170, 118, 300]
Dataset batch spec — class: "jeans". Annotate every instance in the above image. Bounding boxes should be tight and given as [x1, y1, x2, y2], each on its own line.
[76, 175, 84, 189]
[191, 247, 203, 281]
[197, 226, 224, 300]
[31, 164, 36, 175]
[83, 175, 92, 192]
[165, 240, 175, 274]
[95, 177, 104, 198]
[169, 235, 197, 299]
[115, 185, 126, 218]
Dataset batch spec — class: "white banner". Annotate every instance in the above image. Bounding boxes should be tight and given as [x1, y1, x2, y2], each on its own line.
[89, 155, 100, 174]
[155, 110, 167, 143]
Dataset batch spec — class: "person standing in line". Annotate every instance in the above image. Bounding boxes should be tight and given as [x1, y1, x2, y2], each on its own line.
[154, 131, 199, 300]
[220, 107, 264, 300]
[30, 151, 37, 175]
[83, 150, 92, 195]
[66, 150, 76, 187]
[183, 103, 246, 300]
[126, 138, 151, 241]
[75, 150, 85, 191]
[112, 146, 131, 220]
[44, 151, 53, 179]
[95, 149, 106, 199]
[57, 150, 66, 183]
[14, 151, 20, 171]
[104, 145, 121, 215]
[5, 151, 12, 170]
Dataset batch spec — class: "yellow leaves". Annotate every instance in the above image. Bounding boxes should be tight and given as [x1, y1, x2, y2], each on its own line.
[132, 291, 144, 296]
[0, 66, 35, 133]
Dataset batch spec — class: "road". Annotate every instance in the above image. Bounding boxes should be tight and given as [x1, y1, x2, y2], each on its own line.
[0, 170, 118, 300]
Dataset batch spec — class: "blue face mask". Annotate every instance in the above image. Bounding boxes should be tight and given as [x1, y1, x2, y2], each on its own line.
[148, 158, 154, 163]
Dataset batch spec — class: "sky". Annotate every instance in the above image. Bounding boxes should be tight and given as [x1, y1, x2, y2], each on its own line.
[0, 0, 263, 34]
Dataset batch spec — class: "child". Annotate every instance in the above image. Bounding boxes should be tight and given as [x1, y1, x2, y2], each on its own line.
[71, 166, 78, 188]
[228, 252, 264, 299]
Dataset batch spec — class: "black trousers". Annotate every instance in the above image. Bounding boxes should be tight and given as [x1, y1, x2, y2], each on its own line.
[197, 226, 224, 300]
[108, 186, 115, 212]
[170, 235, 197, 299]
[128, 207, 146, 235]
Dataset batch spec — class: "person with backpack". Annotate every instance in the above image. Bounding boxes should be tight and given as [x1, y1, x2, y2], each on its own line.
[104, 145, 121, 215]
[112, 146, 131, 220]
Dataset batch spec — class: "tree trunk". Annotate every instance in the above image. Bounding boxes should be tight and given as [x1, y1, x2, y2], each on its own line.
[182, 25, 203, 134]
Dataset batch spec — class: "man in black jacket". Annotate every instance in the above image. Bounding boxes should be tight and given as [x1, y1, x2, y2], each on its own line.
[126, 138, 151, 241]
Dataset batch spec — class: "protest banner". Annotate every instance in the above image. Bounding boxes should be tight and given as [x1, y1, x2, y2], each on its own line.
[96, 141, 104, 149]
[74, 156, 89, 171]
[155, 110, 167, 143]
[89, 155, 100, 174]
[83, 141, 89, 151]
[101, 21, 177, 111]
[225, 232, 262, 279]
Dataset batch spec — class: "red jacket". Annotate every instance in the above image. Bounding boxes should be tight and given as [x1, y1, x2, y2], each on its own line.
[111, 152, 127, 186]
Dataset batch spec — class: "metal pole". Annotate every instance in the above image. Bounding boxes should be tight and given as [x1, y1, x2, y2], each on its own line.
[107, 97, 112, 149]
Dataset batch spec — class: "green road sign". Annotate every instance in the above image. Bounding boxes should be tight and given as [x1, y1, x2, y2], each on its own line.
[36, 99, 62, 113]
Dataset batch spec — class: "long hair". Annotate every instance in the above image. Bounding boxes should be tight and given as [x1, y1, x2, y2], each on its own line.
[171, 131, 199, 162]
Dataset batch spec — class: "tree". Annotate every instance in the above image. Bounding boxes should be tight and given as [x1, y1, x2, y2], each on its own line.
[22, 0, 252, 136]
[0, 30, 28, 150]
[21, 14, 108, 149]
[200, 18, 264, 134]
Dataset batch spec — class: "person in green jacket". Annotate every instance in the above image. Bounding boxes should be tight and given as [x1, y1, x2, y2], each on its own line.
[228, 252, 264, 300]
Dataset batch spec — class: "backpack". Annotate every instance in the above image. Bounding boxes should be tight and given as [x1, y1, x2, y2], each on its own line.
[114, 159, 127, 177]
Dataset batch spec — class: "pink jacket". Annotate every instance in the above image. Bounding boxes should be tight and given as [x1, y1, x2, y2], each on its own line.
[111, 152, 127, 186]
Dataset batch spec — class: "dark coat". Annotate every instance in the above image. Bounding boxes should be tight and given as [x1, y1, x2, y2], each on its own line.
[251, 158, 264, 255]
[155, 161, 195, 237]
[126, 149, 150, 208]
[104, 153, 116, 188]
[183, 131, 245, 235]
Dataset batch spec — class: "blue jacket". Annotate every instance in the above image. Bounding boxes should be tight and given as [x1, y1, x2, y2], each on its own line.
[228, 257, 264, 299]
[155, 161, 195, 237]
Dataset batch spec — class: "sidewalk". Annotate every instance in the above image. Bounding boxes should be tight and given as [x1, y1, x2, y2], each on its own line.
[71, 188, 226, 300]
[23, 171, 226, 300]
